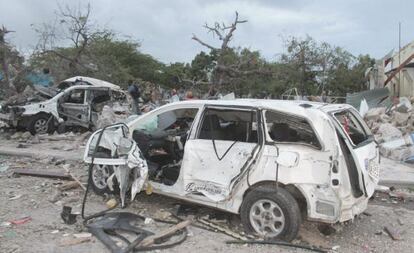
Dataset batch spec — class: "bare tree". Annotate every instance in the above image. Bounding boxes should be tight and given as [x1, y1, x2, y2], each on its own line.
[0, 25, 17, 93]
[192, 12, 270, 92]
[33, 3, 107, 75]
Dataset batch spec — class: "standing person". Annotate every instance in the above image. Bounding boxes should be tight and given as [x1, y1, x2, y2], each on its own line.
[127, 80, 141, 115]
[170, 89, 180, 102]
[185, 90, 194, 100]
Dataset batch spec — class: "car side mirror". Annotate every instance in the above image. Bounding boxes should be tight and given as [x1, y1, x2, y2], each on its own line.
[276, 151, 299, 168]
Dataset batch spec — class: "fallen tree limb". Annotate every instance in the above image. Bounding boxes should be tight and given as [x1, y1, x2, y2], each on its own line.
[62, 165, 87, 191]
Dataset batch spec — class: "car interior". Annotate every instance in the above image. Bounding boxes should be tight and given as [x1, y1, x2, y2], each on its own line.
[198, 109, 258, 143]
[266, 111, 321, 149]
[132, 108, 198, 186]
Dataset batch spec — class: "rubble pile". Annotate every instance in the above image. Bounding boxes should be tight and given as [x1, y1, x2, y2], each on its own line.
[364, 97, 414, 161]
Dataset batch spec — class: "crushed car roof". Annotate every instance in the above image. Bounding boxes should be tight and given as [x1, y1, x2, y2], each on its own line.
[63, 76, 122, 91]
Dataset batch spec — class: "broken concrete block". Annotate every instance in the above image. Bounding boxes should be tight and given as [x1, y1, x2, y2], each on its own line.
[380, 114, 391, 123]
[376, 123, 403, 143]
[365, 107, 386, 122]
[392, 111, 410, 126]
[10, 132, 22, 139]
[384, 146, 414, 161]
[384, 226, 401, 240]
[395, 97, 412, 113]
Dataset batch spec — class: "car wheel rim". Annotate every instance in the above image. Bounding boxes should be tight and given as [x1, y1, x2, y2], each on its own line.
[249, 199, 285, 237]
[34, 118, 48, 134]
[92, 164, 111, 190]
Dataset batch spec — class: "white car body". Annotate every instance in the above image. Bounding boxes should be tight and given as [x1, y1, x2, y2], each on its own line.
[0, 76, 126, 132]
[84, 99, 380, 225]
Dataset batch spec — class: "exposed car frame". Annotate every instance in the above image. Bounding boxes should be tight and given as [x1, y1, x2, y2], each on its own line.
[0, 76, 127, 134]
[84, 99, 380, 241]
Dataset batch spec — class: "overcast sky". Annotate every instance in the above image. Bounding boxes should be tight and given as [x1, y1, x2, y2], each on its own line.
[1, 0, 413, 63]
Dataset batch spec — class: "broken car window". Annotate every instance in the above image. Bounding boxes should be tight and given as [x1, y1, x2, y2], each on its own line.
[334, 110, 369, 146]
[198, 108, 258, 143]
[65, 89, 85, 104]
[266, 111, 321, 149]
[90, 89, 111, 112]
[134, 108, 198, 133]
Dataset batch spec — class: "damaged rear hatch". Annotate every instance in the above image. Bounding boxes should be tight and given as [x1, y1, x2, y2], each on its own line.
[326, 106, 380, 198]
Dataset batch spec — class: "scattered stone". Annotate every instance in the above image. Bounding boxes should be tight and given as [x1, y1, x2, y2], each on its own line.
[9, 194, 22, 200]
[73, 232, 92, 239]
[144, 217, 154, 224]
[106, 198, 118, 209]
[21, 131, 32, 140]
[397, 218, 404, 226]
[49, 190, 62, 203]
[58, 181, 80, 191]
[384, 226, 401, 240]
[332, 245, 340, 251]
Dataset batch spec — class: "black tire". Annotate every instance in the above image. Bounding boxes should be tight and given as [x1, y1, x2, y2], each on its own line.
[88, 152, 119, 195]
[240, 186, 301, 241]
[28, 114, 55, 135]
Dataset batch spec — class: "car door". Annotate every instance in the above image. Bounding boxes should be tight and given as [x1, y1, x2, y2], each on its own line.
[59, 88, 91, 127]
[331, 108, 379, 198]
[181, 106, 262, 202]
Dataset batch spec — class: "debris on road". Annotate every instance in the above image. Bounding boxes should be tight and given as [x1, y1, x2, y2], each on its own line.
[384, 226, 402, 240]
[10, 216, 32, 225]
[59, 237, 91, 247]
[12, 169, 73, 180]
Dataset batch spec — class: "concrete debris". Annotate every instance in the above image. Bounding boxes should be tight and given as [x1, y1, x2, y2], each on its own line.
[364, 100, 414, 161]
[384, 226, 401, 240]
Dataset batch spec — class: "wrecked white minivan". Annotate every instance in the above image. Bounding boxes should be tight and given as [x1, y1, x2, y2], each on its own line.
[0, 76, 127, 135]
[83, 99, 380, 241]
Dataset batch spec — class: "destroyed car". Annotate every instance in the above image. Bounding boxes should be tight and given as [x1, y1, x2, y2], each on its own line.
[84, 99, 380, 241]
[0, 76, 127, 134]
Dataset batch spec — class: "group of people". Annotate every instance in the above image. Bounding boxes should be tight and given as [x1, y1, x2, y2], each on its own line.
[127, 80, 198, 115]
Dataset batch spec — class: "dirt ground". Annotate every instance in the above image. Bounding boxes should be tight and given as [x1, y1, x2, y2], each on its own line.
[1, 155, 414, 253]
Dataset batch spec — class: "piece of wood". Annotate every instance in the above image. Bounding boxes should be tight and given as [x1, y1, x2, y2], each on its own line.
[58, 181, 80, 191]
[13, 169, 73, 180]
[384, 226, 402, 240]
[197, 218, 249, 241]
[59, 237, 91, 247]
[61, 165, 86, 191]
[138, 219, 191, 247]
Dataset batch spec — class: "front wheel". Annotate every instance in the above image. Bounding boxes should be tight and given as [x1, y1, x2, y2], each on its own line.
[89, 164, 119, 195]
[28, 114, 55, 135]
[240, 187, 301, 241]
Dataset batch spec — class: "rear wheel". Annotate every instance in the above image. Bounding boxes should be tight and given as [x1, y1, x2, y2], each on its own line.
[240, 187, 301, 241]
